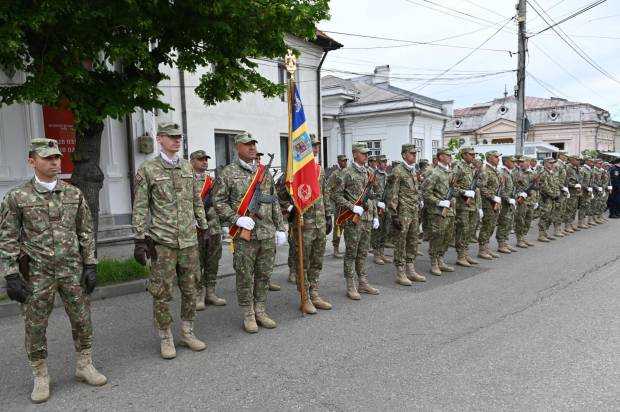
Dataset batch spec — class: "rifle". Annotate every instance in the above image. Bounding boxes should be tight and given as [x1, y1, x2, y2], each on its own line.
[493, 173, 504, 211]
[237, 153, 276, 241]
[336, 169, 378, 226]
[437, 176, 456, 217]
[517, 173, 539, 205]
[464, 167, 479, 206]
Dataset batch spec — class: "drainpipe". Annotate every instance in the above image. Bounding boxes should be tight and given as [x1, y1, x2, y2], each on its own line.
[339, 118, 346, 156]
[125, 114, 136, 204]
[179, 68, 189, 159]
[317, 50, 328, 165]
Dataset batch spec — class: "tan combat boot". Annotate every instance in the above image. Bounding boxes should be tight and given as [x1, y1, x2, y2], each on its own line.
[430, 258, 442, 276]
[179, 321, 207, 351]
[309, 285, 332, 310]
[516, 237, 528, 248]
[332, 245, 343, 259]
[487, 245, 500, 258]
[345, 278, 361, 300]
[477, 245, 493, 260]
[465, 254, 479, 265]
[507, 243, 518, 252]
[300, 288, 317, 315]
[358, 274, 379, 295]
[497, 242, 511, 254]
[537, 231, 550, 242]
[406, 262, 426, 282]
[394, 266, 413, 286]
[268, 281, 281, 291]
[578, 219, 588, 229]
[158, 328, 176, 359]
[524, 239, 535, 246]
[456, 252, 472, 267]
[572, 222, 581, 231]
[242, 304, 258, 333]
[195, 287, 206, 311]
[564, 224, 574, 234]
[438, 257, 455, 272]
[379, 249, 393, 263]
[30, 359, 50, 404]
[254, 302, 277, 329]
[75, 349, 107, 386]
[372, 250, 385, 265]
[553, 224, 565, 238]
[205, 287, 227, 306]
[288, 271, 297, 284]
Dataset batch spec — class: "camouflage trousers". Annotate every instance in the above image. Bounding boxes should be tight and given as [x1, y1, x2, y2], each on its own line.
[233, 237, 276, 307]
[496, 201, 515, 243]
[428, 214, 455, 259]
[23, 269, 92, 362]
[393, 213, 419, 267]
[578, 195, 593, 219]
[332, 217, 343, 250]
[371, 211, 389, 251]
[594, 193, 607, 216]
[421, 206, 430, 240]
[288, 225, 327, 288]
[514, 202, 531, 239]
[455, 207, 476, 254]
[478, 202, 500, 245]
[149, 244, 199, 330]
[538, 199, 555, 232]
[343, 219, 371, 279]
[565, 194, 579, 223]
[197, 234, 223, 289]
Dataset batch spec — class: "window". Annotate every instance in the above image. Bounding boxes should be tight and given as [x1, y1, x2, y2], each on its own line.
[431, 140, 439, 156]
[498, 105, 509, 115]
[214, 132, 239, 169]
[454, 119, 463, 128]
[360, 140, 382, 156]
[278, 62, 300, 102]
[413, 138, 424, 159]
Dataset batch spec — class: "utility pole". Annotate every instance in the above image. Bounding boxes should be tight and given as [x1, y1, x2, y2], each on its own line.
[515, 0, 527, 155]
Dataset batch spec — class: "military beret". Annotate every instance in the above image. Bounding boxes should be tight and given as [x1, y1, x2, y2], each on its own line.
[337, 154, 348, 161]
[459, 146, 475, 155]
[29, 138, 62, 158]
[436, 148, 452, 156]
[352, 143, 370, 154]
[157, 122, 182, 136]
[190, 150, 211, 160]
[401, 144, 417, 154]
[234, 132, 257, 145]
[485, 150, 502, 158]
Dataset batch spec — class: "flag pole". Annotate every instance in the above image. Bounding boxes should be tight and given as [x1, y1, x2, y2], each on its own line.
[285, 50, 309, 312]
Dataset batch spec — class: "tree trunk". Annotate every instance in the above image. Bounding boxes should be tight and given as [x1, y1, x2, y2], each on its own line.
[70, 121, 105, 254]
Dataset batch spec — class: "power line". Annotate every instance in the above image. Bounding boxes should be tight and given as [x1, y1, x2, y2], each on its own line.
[403, 0, 500, 26]
[462, 0, 510, 19]
[526, 70, 570, 98]
[530, 0, 608, 36]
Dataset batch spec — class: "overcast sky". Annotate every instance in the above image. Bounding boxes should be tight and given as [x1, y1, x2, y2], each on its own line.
[319, 0, 620, 118]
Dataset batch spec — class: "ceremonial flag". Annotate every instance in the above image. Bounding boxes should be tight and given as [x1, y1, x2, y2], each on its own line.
[286, 84, 320, 213]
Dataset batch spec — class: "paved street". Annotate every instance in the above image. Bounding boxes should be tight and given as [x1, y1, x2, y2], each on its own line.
[1, 221, 619, 411]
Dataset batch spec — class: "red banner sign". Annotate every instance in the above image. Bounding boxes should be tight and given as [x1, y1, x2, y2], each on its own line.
[42, 106, 76, 176]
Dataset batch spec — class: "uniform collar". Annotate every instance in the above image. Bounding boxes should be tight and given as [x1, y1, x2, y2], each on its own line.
[238, 158, 257, 173]
[32, 175, 60, 193]
[352, 162, 366, 173]
[160, 151, 180, 165]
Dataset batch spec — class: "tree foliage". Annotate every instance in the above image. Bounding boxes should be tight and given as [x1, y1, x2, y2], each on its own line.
[0, 0, 330, 129]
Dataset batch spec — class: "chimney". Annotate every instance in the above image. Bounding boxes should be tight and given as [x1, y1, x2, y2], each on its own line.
[373, 65, 390, 85]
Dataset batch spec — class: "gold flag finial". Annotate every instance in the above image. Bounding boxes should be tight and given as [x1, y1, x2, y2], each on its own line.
[285, 49, 297, 75]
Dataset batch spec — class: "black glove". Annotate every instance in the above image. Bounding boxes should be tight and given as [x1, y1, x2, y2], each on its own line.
[325, 215, 333, 235]
[197, 228, 210, 251]
[392, 217, 403, 231]
[5, 273, 32, 304]
[203, 194, 213, 210]
[81, 264, 97, 295]
[134, 238, 150, 266]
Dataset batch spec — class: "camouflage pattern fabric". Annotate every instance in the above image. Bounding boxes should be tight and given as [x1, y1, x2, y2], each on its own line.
[195, 173, 223, 289]
[132, 156, 208, 248]
[232, 238, 276, 306]
[537, 168, 560, 232]
[342, 220, 372, 279]
[370, 169, 389, 251]
[555, 160, 569, 224]
[578, 165, 593, 220]
[512, 167, 533, 240]
[327, 167, 346, 249]
[421, 165, 455, 259]
[477, 164, 502, 245]
[149, 244, 199, 330]
[451, 160, 476, 254]
[565, 163, 582, 223]
[496, 167, 516, 243]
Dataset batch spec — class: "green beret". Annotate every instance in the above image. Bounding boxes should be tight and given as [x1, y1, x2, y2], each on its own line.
[234, 132, 257, 145]
[401, 144, 416, 154]
[29, 138, 62, 158]
[352, 143, 370, 154]
[157, 122, 182, 136]
[190, 150, 210, 160]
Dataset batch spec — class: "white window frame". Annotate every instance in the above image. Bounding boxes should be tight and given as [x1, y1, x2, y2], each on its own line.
[360, 139, 382, 157]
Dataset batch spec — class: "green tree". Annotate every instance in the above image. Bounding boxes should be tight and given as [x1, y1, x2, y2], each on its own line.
[0, 0, 329, 236]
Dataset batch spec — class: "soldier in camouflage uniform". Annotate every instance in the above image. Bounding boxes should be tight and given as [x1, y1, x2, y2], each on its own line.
[591, 159, 606, 224]
[331, 143, 380, 300]
[578, 156, 595, 228]
[327, 155, 348, 258]
[537, 158, 561, 242]
[496, 156, 518, 253]
[370, 155, 392, 265]
[512, 156, 534, 248]
[556, 152, 574, 234]
[190, 150, 226, 310]
[477, 150, 503, 260]
[420, 157, 437, 242]
[276, 136, 332, 313]
[385, 144, 426, 286]
[451, 147, 479, 267]
[470, 159, 484, 244]
[212, 132, 286, 333]
[525, 157, 541, 240]
[133, 122, 208, 359]
[597, 159, 611, 222]
[565, 155, 583, 231]
[422, 148, 456, 276]
[0, 139, 106, 403]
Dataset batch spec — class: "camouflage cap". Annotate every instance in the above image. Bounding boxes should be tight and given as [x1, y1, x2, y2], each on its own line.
[502, 155, 516, 162]
[337, 154, 348, 161]
[543, 157, 557, 163]
[352, 143, 370, 154]
[459, 146, 475, 155]
[378, 154, 388, 162]
[30, 138, 62, 157]
[485, 150, 502, 158]
[190, 150, 211, 160]
[584, 155, 594, 162]
[157, 122, 182, 136]
[436, 148, 452, 156]
[514, 155, 527, 162]
[311, 135, 321, 145]
[401, 143, 417, 154]
[368, 155, 378, 162]
[234, 132, 257, 145]
[557, 150, 567, 156]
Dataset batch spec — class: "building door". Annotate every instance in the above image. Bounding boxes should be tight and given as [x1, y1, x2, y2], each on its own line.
[550, 142, 565, 151]
[214, 132, 238, 169]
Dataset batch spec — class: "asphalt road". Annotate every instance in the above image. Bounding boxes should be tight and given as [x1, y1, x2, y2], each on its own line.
[1, 221, 619, 411]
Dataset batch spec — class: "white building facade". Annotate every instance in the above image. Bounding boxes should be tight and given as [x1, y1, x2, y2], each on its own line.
[322, 66, 453, 164]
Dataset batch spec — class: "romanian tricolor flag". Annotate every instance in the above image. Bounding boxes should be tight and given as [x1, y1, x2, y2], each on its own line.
[286, 84, 320, 213]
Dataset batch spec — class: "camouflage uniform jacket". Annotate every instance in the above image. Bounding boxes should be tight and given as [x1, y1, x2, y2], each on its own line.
[539, 168, 560, 200]
[212, 160, 285, 240]
[326, 167, 345, 212]
[479, 163, 502, 206]
[422, 165, 455, 217]
[527, 168, 540, 204]
[132, 156, 208, 249]
[0, 179, 96, 281]
[195, 173, 221, 236]
[565, 164, 583, 195]
[555, 160, 568, 189]
[373, 169, 388, 206]
[580, 165, 593, 190]
[499, 167, 516, 204]
[276, 163, 332, 229]
[511, 168, 534, 205]
[331, 162, 378, 222]
[385, 162, 420, 216]
[451, 160, 476, 211]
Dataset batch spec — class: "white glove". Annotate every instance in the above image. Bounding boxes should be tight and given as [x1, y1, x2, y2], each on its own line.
[287, 204, 294, 212]
[478, 209, 484, 219]
[377, 201, 385, 209]
[608, 185, 613, 191]
[597, 187, 603, 192]
[372, 218, 380, 229]
[438, 200, 451, 208]
[275, 231, 287, 246]
[508, 198, 516, 206]
[464, 190, 475, 198]
[236, 216, 255, 230]
[566, 193, 571, 199]
[518, 192, 528, 198]
[493, 196, 501, 203]
[561, 186, 569, 193]
[533, 202, 539, 210]
[574, 183, 581, 189]
[221, 226, 229, 235]
[352, 205, 364, 216]
[419, 200, 424, 208]
[587, 187, 593, 192]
